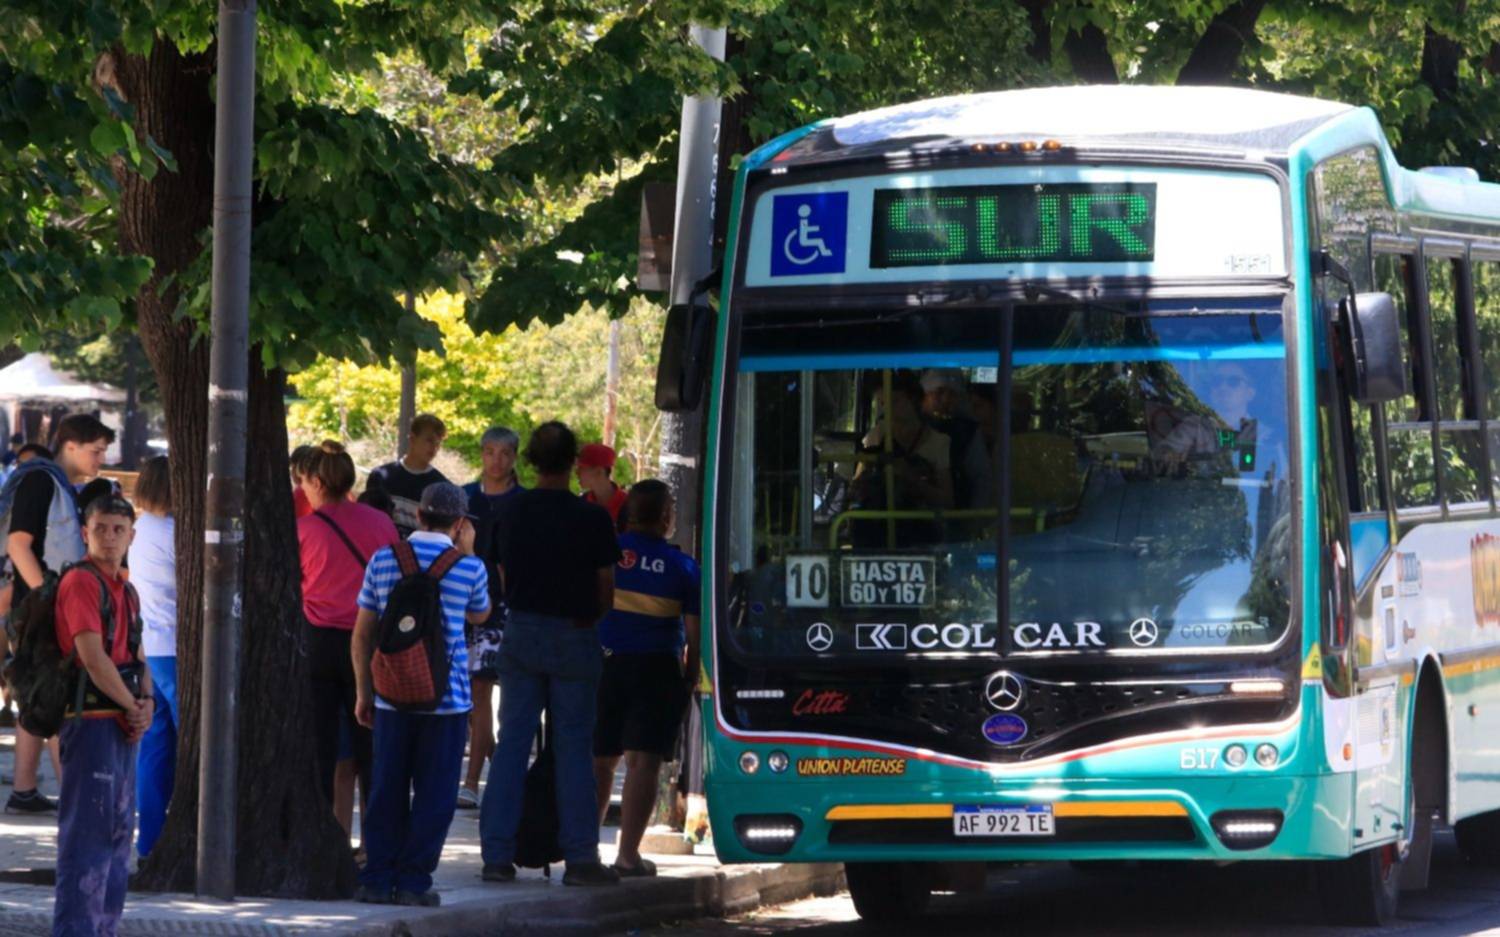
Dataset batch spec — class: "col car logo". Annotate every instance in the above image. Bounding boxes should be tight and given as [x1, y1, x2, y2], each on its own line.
[981, 713, 1028, 746]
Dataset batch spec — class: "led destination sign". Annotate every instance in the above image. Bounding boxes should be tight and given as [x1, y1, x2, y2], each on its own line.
[870, 183, 1157, 268]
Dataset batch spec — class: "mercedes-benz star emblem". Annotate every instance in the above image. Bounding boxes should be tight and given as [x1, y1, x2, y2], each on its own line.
[806, 622, 834, 652]
[984, 671, 1025, 712]
[1129, 617, 1160, 647]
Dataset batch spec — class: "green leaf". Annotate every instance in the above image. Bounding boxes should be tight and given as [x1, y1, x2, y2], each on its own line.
[89, 121, 126, 157]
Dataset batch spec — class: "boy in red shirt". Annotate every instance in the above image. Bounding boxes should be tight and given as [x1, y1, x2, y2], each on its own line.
[52, 495, 151, 937]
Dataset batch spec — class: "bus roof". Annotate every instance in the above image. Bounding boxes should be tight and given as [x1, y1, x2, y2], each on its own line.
[827, 85, 1352, 153]
[751, 85, 1500, 226]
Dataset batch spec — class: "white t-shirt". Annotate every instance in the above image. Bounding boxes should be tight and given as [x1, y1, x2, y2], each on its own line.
[129, 512, 177, 658]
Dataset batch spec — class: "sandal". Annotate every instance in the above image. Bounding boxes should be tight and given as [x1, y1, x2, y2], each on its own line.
[456, 786, 479, 809]
[612, 857, 657, 877]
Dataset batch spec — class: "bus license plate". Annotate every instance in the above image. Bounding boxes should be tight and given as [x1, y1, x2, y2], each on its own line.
[953, 805, 1055, 837]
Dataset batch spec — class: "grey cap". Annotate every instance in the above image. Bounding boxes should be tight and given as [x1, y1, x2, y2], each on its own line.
[419, 481, 476, 520]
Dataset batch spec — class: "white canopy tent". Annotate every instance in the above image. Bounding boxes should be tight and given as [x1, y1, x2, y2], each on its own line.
[0, 353, 126, 404]
[0, 353, 126, 461]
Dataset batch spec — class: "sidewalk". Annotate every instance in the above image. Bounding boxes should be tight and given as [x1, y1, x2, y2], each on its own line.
[0, 729, 844, 936]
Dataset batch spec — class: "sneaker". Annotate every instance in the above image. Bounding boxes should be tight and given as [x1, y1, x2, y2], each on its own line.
[482, 862, 517, 883]
[395, 889, 440, 907]
[563, 862, 620, 887]
[5, 790, 55, 815]
[456, 786, 479, 809]
[354, 885, 394, 904]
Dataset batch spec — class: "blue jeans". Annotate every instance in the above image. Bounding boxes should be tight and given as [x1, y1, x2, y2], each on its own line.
[136, 656, 177, 857]
[359, 709, 467, 896]
[54, 717, 136, 937]
[479, 613, 603, 866]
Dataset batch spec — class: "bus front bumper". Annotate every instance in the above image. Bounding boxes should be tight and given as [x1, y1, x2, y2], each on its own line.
[707, 772, 1357, 864]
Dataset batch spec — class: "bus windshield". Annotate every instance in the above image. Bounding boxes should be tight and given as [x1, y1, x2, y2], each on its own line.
[724, 297, 1293, 660]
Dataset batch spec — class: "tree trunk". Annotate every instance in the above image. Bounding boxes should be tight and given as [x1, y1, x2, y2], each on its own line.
[1062, 24, 1118, 84]
[100, 38, 351, 898]
[1175, 0, 1268, 85]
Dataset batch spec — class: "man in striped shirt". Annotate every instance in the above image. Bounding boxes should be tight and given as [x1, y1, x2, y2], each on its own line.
[352, 482, 490, 907]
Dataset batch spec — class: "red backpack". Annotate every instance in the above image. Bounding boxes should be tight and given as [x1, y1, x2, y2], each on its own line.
[371, 543, 462, 711]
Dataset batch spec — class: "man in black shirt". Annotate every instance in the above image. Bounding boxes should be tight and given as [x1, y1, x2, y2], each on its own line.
[5, 413, 115, 815]
[478, 421, 621, 888]
[364, 413, 450, 538]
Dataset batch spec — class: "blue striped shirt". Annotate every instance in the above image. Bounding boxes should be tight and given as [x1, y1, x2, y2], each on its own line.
[358, 531, 489, 714]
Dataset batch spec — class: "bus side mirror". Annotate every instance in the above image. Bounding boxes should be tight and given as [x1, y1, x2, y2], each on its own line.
[1343, 291, 1406, 404]
[655, 301, 714, 412]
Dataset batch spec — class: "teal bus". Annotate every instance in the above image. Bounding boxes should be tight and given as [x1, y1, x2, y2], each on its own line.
[655, 85, 1500, 926]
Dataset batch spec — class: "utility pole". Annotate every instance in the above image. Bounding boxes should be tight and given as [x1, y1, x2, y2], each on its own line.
[661, 24, 725, 555]
[603, 318, 621, 449]
[661, 22, 725, 838]
[397, 291, 416, 460]
[199, 0, 255, 901]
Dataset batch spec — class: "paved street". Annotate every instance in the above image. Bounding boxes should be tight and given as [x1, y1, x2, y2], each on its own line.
[660, 833, 1500, 936]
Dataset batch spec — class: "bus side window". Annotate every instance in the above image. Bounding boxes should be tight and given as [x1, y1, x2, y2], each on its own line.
[1427, 254, 1486, 506]
[1375, 253, 1437, 509]
[1474, 260, 1500, 494]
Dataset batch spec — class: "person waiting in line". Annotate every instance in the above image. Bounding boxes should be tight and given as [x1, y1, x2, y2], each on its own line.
[290, 444, 318, 519]
[0, 443, 51, 731]
[51, 495, 152, 937]
[297, 441, 399, 841]
[6, 414, 115, 815]
[592, 480, 700, 877]
[365, 414, 450, 538]
[129, 457, 178, 858]
[577, 442, 627, 530]
[458, 426, 524, 810]
[479, 421, 622, 887]
[0, 433, 23, 474]
[352, 483, 490, 907]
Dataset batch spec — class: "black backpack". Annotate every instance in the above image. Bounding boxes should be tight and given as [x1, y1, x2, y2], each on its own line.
[371, 542, 462, 711]
[515, 713, 563, 872]
[4, 563, 139, 738]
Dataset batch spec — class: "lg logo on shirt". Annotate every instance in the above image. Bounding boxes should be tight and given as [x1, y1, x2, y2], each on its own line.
[619, 550, 665, 573]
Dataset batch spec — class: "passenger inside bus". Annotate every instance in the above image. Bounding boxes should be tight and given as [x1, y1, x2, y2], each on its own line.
[1151, 360, 1261, 467]
[850, 374, 954, 545]
[918, 369, 995, 508]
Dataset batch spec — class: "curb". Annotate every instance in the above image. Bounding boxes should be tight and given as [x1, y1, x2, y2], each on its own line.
[344, 863, 847, 937]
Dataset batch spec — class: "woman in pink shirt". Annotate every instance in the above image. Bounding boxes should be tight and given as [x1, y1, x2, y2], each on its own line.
[297, 441, 398, 840]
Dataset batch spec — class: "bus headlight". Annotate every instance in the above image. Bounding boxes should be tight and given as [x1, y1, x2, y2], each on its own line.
[734, 815, 802, 855]
[1254, 743, 1279, 768]
[1223, 744, 1247, 768]
[767, 751, 790, 774]
[739, 751, 761, 775]
[1210, 810, 1284, 850]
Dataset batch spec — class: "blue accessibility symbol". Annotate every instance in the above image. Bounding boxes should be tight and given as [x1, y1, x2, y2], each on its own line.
[770, 192, 848, 277]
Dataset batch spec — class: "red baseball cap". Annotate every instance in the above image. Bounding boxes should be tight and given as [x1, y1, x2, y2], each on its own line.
[578, 443, 616, 471]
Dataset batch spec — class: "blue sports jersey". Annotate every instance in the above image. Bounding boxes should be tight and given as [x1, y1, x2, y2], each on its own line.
[599, 531, 700, 654]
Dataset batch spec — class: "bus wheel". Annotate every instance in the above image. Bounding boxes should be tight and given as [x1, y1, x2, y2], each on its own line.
[1318, 842, 1401, 926]
[845, 862, 932, 921]
[1455, 810, 1500, 866]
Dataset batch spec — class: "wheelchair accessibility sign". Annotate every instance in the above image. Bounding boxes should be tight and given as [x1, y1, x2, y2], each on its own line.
[770, 192, 847, 277]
